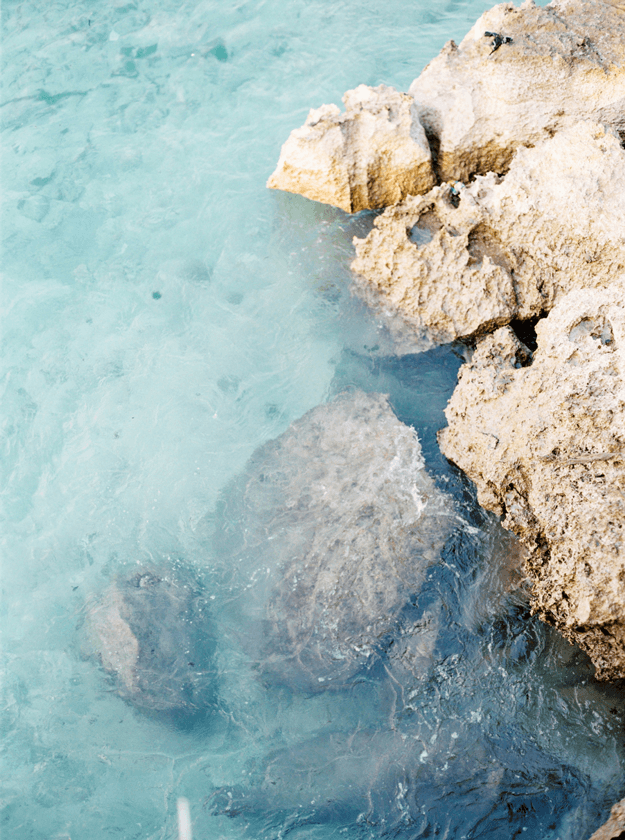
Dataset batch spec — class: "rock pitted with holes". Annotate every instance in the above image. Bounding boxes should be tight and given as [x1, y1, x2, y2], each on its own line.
[351, 121, 625, 345]
[438, 287, 625, 679]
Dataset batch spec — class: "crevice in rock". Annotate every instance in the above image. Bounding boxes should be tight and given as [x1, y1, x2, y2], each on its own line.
[509, 315, 541, 356]
[423, 126, 441, 182]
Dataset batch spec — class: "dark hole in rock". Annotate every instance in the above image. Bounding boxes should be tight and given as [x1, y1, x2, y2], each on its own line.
[510, 316, 540, 356]
[424, 127, 440, 171]
[409, 209, 441, 247]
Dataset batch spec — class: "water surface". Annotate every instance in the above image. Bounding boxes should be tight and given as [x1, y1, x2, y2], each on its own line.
[2, 0, 623, 838]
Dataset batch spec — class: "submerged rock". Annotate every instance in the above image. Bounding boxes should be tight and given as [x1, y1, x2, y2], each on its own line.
[438, 288, 625, 679]
[214, 390, 451, 691]
[82, 565, 218, 717]
[352, 121, 625, 344]
[588, 797, 625, 840]
[211, 719, 588, 835]
[409, 0, 625, 182]
[267, 84, 436, 212]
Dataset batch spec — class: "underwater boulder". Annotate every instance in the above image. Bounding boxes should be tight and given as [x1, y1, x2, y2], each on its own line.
[82, 564, 218, 719]
[214, 390, 452, 691]
[210, 721, 588, 836]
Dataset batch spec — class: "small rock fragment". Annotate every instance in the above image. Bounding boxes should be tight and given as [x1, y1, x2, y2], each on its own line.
[267, 84, 436, 212]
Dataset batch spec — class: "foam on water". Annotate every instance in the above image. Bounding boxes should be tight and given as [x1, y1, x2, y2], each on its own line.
[2, 0, 623, 838]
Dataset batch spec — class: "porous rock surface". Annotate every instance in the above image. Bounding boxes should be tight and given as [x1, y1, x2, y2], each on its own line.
[267, 84, 436, 212]
[409, 0, 625, 182]
[213, 390, 451, 691]
[438, 288, 625, 679]
[82, 566, 218, 716]
[351, 121, 625, 345]
[588, 796, 625, 840]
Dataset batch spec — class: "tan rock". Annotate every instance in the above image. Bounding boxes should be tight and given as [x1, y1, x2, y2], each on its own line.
[351, 121, 625, 344]
[588, 797, 625, 840]
[438, 287, 625, 679]
[409, 0, 625, 182]
[267, 84, 436, 213]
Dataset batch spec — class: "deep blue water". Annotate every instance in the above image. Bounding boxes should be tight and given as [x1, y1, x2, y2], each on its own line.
[2, 0, 624, 838]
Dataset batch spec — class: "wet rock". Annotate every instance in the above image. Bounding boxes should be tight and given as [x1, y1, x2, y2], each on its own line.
[352, 121, 625, 344]
[213, 390, 452, 691]
[588, 797, 625, 840]
[409, 0, 625, 182]
[438, 287, 625, 679]
[267, 84, 436, 212]
[82, 565, 218, 717]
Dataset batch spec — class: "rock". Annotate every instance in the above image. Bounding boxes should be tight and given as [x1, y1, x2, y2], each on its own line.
[213, 390, 452, 691]
[409, 0, 625, 182]
[351, 121, 625, 344]
[588, 797, 625, 840]
[438, 287, 625, 679]
[267, 84, 436, 213]
[82, 565, 218, 718]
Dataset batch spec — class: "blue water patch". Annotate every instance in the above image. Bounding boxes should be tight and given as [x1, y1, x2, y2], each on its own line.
[1, 0, 621, 838]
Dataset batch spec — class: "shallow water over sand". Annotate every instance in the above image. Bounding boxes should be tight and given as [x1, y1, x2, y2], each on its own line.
[2, 0, 624, 837]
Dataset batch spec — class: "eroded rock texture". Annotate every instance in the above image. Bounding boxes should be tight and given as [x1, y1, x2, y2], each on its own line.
[82, 566, 218, 717]
[588, 797, 625, 840]
[409, 0, 625, 182]
[438, 288, 625, 679]
[352, 121, 625, 344]
[267, 84, 436, 212]
[214, 390, 451, 691]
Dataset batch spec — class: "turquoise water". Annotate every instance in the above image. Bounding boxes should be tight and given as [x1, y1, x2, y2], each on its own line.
[2, 0, 624, 838]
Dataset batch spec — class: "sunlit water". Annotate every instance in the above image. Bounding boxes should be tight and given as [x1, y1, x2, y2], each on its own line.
[2, 0, 624, 838]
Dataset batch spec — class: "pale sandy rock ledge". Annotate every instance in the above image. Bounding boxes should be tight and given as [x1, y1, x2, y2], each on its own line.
[409, 0, 625, 182]
[351, 121, 625, 345]
[267, 84, 435, 213]
[438, 288, 625, 680]
[268, 0, 625, 214]
[588, 796, 625, 840]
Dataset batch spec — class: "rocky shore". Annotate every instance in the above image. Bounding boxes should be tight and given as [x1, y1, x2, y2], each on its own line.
[268, 0, 625, 687]
[268, 0, 625, 832]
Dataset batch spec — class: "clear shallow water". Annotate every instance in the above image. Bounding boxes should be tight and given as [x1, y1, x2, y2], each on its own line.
[1, 0, 623, 838]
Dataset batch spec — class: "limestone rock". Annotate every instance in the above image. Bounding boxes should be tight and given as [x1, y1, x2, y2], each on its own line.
[213, 390, 451, 691]
[352, 121, 625, 344]
[82, 566, 218, 717]
[409, 0, 625, 182]
[588, 797, 625, 840]
[267, 84, 436, 213]
[438, 287, 625, 679]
